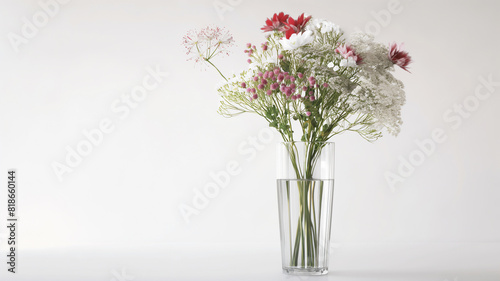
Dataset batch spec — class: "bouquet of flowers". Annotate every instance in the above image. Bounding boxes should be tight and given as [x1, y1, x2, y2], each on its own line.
[183, 12, 411, 272]
[183, 12, 411, 142]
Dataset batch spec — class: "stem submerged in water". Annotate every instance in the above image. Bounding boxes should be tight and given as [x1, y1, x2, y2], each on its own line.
[287, 142, 327, 268]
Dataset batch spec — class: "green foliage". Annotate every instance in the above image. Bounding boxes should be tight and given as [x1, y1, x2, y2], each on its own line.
[217, 29, 382, 143]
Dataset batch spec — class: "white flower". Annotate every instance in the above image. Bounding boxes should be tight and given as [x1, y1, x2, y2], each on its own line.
[327, 61, 340, 71]
[339, 57, 357, 67]
[306, 18, 340, 34]
[280, 30, 315, 50]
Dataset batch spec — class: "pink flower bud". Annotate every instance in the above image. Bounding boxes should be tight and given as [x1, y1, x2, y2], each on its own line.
[261, 78, 268, 85]
[306, 111, 311, 116]
[266, 89, 272, 95]
[310, 96, 315, 101]
[241, 82, 246, 88]
[258, 84, 265, 90]
[253, 93, 258, 99]
[298, 73, 304, 78]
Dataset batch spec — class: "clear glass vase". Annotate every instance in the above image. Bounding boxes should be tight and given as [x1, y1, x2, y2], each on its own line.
[277, 142, 335, 275]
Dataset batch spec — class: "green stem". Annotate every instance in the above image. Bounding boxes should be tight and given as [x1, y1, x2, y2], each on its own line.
[205, 59, 227, 81]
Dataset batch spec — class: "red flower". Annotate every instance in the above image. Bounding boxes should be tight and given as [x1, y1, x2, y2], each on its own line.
[284, 13, 312, 39]
[261, 12, 290, 32]
[388, 42, 412, 72]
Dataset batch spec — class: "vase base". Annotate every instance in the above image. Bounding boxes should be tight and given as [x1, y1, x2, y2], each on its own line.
[282, 267, 328, 275]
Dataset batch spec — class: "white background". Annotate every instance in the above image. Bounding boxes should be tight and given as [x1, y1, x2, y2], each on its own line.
[0, 0, 499, 280]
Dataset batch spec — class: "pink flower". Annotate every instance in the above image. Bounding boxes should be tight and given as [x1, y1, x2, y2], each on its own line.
[261, 12, 290, 32]
[389, 42, 412, 72]
[306, 111, 311, 116]
[308, 76, 316, 86]
[182, 26, 234, 67]
[284, 13, 312, 39]
[335, 44, 363, 65]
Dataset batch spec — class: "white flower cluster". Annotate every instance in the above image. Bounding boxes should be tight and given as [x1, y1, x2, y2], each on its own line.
[280, 30, 315, 50]
[348, 32, 405, 135]
[306, 18, 341, 34]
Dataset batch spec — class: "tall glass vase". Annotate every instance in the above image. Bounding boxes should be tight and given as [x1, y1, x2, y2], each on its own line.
[277, 142, 335, 275]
